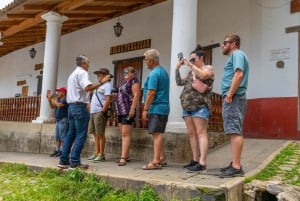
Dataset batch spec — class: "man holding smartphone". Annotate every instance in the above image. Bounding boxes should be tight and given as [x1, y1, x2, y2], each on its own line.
[46, 87, 68, 157]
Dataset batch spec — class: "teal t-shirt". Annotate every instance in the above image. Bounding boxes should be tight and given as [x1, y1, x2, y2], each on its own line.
[143, 66, 170, 115]
[221, 50, 249, 96]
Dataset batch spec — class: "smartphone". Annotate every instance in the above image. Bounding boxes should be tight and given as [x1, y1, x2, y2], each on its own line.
[47, 90, 51, 95]
[177, 52, 183, 60]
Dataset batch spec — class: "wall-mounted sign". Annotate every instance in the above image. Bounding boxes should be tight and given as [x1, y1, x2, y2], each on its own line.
[17, 80, 26, 86]
[34, 63, 44, 71]
[110, 39, 151, 55]
[291, 0, 300, 13]
[270, 48, 290, 61]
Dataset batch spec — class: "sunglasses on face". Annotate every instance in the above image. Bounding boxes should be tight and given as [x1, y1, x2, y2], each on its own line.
[123, 70, 129, 75]
[189, 58, 196, 63]
[223, 40, 233, 45]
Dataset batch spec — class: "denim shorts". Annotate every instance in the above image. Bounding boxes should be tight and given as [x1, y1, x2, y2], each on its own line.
[182, 106, 209, 120]
[55, 117, 68, 142]
[88, 112, 107, 135]
[222, 94, 247, 135]
[148, 114, 168, 134]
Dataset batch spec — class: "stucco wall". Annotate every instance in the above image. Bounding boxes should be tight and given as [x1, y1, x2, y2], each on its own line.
[0, 0, 299, 99]
[0, 0, 299, 137]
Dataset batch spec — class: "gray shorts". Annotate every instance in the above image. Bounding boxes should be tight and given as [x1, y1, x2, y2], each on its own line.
[88, 112, 107, 135]
[222, 94, 247, 135]
[148, 114, 168, 134]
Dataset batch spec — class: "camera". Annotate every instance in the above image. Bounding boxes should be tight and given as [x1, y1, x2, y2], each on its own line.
[177, 52, 183, 60]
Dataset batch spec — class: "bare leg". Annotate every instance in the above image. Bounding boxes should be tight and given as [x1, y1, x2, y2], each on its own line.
[120, 124, 132, 163]
[152, 133, 163, 164]
[184, 116, 200, 162]
[99, 134, 106, 155]
[93, 134, 100, 154]
[231, 134, 243, 169]
[159, 136, 165, 161]
[193, 117, 208, 166]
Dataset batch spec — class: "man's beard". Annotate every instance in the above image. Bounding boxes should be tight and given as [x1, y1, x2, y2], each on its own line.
[222, 48, 230, 55]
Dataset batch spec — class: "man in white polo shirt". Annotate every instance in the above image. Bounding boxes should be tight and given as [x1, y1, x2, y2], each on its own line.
[58, 55, 110, 169]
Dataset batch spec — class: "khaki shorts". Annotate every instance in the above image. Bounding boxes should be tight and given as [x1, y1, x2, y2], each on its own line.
[88, 112, 107, 135]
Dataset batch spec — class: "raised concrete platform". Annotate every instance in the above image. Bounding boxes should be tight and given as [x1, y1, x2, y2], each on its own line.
[0, 138, 289, 201]
[0, 121, 228, 163]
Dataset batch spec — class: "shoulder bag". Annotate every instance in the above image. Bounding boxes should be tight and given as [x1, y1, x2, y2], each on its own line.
[191, 71, 208, 94]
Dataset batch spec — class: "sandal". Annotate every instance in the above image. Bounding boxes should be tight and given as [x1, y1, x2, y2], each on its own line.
[159, 158, 168, 167]
[118, 158, 127, 166]
[115, 156, 131, 163]
[142, 162, 162, 170]
[160, 161, 168, 167]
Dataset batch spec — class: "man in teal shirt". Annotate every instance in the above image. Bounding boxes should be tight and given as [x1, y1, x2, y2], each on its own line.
[219, 35, 249, 178]
[142, 49, 170, 170]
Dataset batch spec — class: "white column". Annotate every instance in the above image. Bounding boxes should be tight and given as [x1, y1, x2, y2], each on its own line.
[33, 12, 68, 123]
[166, 0, 197, 133]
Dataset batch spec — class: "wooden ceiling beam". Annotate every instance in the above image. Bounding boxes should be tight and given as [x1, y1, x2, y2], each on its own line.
[0, 21, 21, 26]
[95, 0, 148, 2]
[18, 28, 46, 34]
[10, 37, 43, 42]
[2, 11, 47, 38]
[63, 13, 109, 18]
[75, 6, 129, 11]
[0, 0, 168, 57]
[14, 31, 46, 36]
[3, 38, 39, 44]
[55, 0, 95, 11]
[23, 4, 53, 11]
[64, 19, 96, 24]
[6, 14, 37, 19]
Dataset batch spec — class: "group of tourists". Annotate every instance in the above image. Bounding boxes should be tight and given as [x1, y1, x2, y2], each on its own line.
[47, 34, 249, 178]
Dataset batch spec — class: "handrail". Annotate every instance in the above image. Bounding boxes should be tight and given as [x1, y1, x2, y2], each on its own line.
[0, 93, 223, 131]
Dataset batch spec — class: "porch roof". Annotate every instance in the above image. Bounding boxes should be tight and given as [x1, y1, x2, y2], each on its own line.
[0, 0, 167, 57]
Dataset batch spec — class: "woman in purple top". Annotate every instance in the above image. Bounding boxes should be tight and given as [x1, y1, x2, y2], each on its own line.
[115, 67, 140, 166]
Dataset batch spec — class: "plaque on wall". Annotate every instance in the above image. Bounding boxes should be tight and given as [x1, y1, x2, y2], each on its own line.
[291, 0, 300, 13]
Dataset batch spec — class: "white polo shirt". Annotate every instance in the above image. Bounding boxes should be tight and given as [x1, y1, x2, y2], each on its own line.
[67, 66, 92, 104]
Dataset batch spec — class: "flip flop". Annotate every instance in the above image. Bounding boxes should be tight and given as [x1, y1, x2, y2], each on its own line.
[142, 162, 162, 170]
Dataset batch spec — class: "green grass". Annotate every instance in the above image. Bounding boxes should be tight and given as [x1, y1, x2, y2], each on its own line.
[0, 163, 163, 201]
[245, 142, 300, 186]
